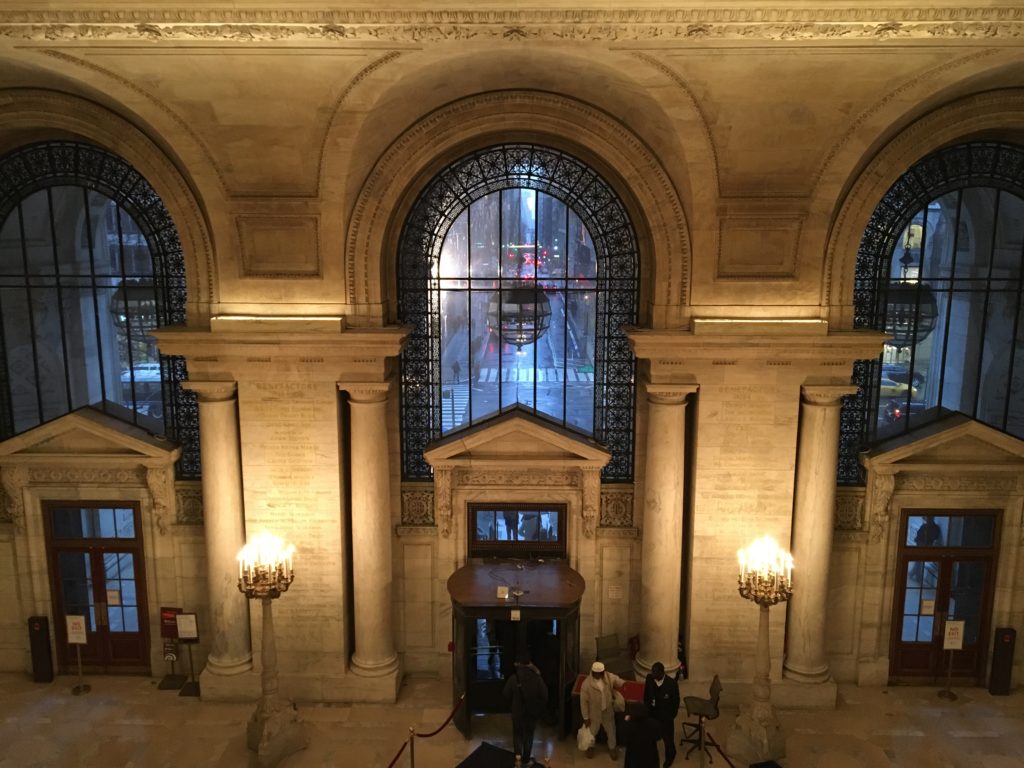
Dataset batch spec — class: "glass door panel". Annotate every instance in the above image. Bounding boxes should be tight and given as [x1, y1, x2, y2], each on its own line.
[891, 510, 998, 684]
[45, 503, 149, 674]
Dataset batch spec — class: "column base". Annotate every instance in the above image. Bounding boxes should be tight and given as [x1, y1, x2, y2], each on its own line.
[199, 665, 261, 701]
[351, 653, 400, 678]
[246, 698, 310, 768]
[782, 660, 830, 684]
[726, 704, 785, 765]
[633, 654, 682, 680]
[204, 653, 253, 677]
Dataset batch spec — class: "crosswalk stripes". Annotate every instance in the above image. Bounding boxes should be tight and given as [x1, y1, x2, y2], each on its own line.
[476, 367, 594, 383]
[440, 382, 470, 431]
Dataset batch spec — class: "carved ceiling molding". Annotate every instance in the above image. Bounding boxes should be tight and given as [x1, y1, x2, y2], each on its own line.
[1, 9, 1024, 42]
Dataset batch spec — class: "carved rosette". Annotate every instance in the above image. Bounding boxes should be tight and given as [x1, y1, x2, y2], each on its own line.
[401, 488, 435, 526]
[835, 488, 865, 532]
[28, 466, 143, 484]
[455, 469, 579, 487]
[895, 473, 1018, 492]
[145, 467, 171, 536]
[1, 465, 29, 531]
[434, 467, 453, 537]
[175, 483, 204, 525]
[868, 472, 896, 543]
[600, 488, 634, 527]
[581, 469, 600, 538]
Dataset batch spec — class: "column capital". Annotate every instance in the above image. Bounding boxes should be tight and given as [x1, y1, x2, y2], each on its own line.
[645, 382, 699, 405]
[801, 383, 859, 406]
[182, 380, 237, 402]
[338, 380, 392, 403]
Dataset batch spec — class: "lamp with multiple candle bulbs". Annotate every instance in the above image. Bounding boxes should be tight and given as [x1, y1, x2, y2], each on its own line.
[737, 535, 793, 607]
[237, 530, 296, 600]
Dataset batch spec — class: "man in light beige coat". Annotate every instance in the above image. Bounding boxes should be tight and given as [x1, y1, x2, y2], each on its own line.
[580, 660, 626, 760]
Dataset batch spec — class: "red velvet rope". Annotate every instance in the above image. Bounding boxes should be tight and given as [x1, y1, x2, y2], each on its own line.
[385, 740, 407, 768]
[415, 693, 465, 738]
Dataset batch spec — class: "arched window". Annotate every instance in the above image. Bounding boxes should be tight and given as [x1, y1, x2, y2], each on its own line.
[398, 144, 639, 481]
[0, 141, 199, 477]
[839, 142, 1024, 482]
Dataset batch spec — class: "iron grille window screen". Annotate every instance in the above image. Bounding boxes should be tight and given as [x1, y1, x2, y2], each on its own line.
[398, 144, 639, 481]
[841, 142, 1024, 484]
[0, 141, 199, 478]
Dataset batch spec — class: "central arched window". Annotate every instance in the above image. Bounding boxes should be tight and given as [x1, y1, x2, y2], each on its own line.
[398, 144, 638, 481]
[839, 142, 1024, 482]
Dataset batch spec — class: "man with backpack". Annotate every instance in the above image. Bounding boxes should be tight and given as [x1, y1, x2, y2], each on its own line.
[503, 650, 549, 766]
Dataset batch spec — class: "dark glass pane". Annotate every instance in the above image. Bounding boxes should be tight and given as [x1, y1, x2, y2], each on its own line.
[945, 515, 995, 548]
[58, 551, 95, 631]
[0, 142, 195, 477]
[475, 510, 495, 540]
[949, 560, 986, 644]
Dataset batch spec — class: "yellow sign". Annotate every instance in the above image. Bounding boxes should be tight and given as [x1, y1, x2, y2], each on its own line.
[66, 615, 87, 645]
[944, 620, 966, 650]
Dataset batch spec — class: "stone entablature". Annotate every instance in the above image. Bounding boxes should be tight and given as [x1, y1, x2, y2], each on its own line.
[2, 7, 1023, 43]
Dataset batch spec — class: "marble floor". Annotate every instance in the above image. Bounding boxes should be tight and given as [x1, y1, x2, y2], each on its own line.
[0, 673, 1022, 768]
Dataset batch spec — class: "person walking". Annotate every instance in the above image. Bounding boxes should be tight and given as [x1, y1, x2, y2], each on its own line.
[503, 650, 548, 766]
[643, 662, 679, 767]
[622, 709, 662, 768]
[580, 660, 627, 760]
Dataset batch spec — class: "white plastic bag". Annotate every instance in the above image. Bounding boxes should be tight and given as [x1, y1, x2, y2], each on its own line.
[577, 724, 596, 751]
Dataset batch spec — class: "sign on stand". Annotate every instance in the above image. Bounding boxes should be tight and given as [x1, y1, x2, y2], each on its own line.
[157, 607, 185, 691]
[175, 613, 201, 697]
[939, 618, 966, 701]
[65, 615, 90, 696]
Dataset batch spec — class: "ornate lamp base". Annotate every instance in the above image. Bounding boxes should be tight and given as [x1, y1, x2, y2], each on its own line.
[726, 704, 785, 765]
[246, 698, 310, 768]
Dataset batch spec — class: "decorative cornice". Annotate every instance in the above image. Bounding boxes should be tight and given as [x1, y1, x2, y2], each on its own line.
[1, 9, 1023, 43]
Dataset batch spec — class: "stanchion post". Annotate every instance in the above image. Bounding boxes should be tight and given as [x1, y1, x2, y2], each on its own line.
[71, 644, 90, 696]
[408, 726, 415, 768]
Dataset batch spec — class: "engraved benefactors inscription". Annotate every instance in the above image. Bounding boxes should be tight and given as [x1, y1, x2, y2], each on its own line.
[239, 381, 345, 670]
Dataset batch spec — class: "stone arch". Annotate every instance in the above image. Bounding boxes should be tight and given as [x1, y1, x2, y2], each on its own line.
[344, 90, 691, 329]
[0, 88, 216, 322]
[824, 88, 1024, 328]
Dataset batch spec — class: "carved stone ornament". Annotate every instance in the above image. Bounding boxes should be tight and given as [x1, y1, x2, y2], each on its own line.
[175, 483, 204, 525]
[895, 473, 1018, 492]
[581, 470, 600, 539]
[0, 9, 1022, 42]
[601, 489, 634, 528]
[869, 473, 896, 543]
[455, 469, 579, 487]
[28, 466, 143, 485]
[145, 467, 170, 536]
[401, 488, 435, 526]
[434, 469, 452, 538]
[835, 489, 865, 532]
[0, 465, 29, 531]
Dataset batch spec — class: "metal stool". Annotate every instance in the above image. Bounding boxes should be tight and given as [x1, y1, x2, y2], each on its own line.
[679, 675, 734, 767]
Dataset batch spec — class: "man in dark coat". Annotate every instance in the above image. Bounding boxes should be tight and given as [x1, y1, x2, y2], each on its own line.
[643, 661, 680, 767]
[622, 709, 663, 768]
[502, 650, 548, 765]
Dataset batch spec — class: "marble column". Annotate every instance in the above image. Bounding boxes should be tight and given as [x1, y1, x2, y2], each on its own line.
[183, 380, 252, 676]
[342, 382, 399, 677]
[634, 383, 698, 678]
[783, 383, 858, 684]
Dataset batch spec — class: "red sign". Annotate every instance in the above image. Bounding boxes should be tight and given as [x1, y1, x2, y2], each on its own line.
[160, 607, 182, 639]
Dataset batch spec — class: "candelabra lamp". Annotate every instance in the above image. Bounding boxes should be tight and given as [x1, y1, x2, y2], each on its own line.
[238, 531, 310, 768]
[726, 535, 794, 766]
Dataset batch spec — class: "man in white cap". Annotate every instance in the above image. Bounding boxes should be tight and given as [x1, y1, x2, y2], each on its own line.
[579, 660, 627, 759]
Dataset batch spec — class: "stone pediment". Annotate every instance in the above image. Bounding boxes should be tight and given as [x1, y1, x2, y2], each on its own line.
[423, 409, 610, 469]
[862, 414, 1024, 472]
[0, 407, 180, 463]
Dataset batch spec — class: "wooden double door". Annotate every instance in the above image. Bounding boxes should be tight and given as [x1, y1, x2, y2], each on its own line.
[44, 502, 151, 674]
[890, 509, 999, 684]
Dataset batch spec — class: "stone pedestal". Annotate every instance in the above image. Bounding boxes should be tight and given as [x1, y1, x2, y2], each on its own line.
[247, 597, 309, 768]
[183, 381, 253, 679]
[634, 383, 696, 678]
[728, 604, 786, 764]
[783, 384, 857, 687]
